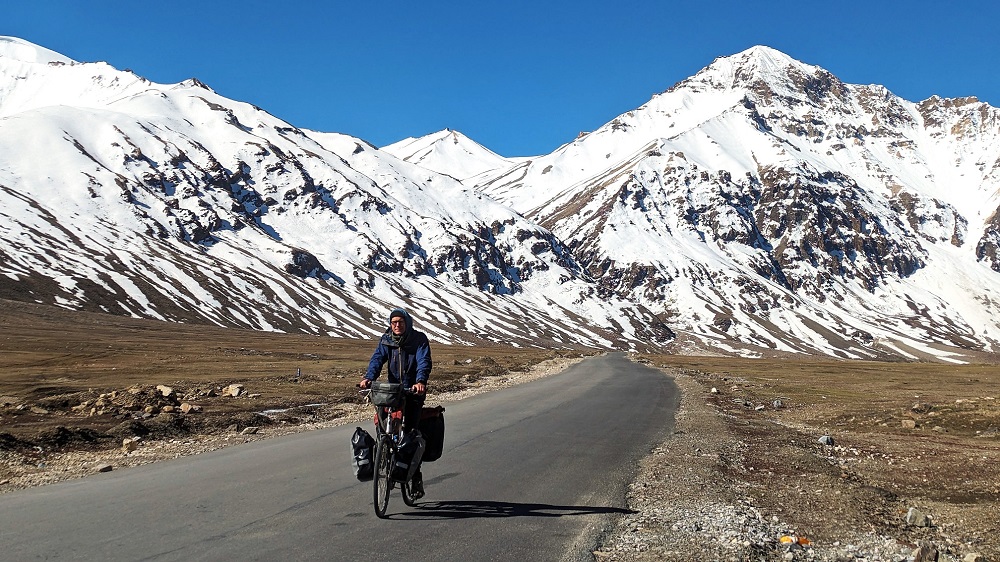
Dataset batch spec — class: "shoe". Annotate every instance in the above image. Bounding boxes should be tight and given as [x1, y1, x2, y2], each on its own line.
[410, 472, 424, 500]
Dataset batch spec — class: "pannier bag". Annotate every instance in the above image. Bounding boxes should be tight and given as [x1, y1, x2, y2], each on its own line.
[370, 381, 403, 408]
[419, 406, 446, 462]
[391, 429, 425, 481]
[351, 426, 375, 481]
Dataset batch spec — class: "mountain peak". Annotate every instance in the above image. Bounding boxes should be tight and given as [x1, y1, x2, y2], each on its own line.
[0, 36, 74, 65]
[382, 128, 515, 180]
[675, 45, 830, 94]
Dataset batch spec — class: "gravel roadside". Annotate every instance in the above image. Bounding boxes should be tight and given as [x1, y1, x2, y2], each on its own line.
[596, 362, 992, 562]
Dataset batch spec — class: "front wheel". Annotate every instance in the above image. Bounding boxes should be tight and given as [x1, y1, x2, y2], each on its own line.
[373, 437, 392, 518]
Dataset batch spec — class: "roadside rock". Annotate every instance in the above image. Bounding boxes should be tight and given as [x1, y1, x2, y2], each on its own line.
[907, 507, 933, 527]
[223, 384, 244, 398]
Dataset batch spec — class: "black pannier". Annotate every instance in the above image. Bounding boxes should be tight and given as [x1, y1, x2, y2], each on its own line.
[391, 429, 425, 481]
[350, 426, 375, 481]
[419, 406, 445, 463]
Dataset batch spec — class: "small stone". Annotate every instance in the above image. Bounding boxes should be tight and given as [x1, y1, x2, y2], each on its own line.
[156, 385, 174, 398]
[912, 541, 939, 562]
[30, 406, 50, 415]
[710, 387, 719, 394]
[96, 464, 113, 473]
[224, 384, 244, 398]
[240, 426, 260, 435]
[906, 507, 932, 527]
[963, 553, 986, 562]
[122, 437, 140, 453]
[772, 399, 784, 409]
[161, 405, 176, 413]
[901, 419, 917, 429]
[180, 403, 202, 414]
[818, 435, 835, 446]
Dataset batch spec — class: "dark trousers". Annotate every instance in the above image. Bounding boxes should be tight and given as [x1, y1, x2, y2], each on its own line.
[376, 393, 426, 434]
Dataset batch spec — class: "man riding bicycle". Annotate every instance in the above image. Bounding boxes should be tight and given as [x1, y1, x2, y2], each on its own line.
[359, 308, 432, 499]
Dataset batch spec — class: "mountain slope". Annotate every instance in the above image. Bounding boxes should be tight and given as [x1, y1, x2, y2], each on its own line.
[475, 46, 1000, 359]
[0, 36, 670, 349]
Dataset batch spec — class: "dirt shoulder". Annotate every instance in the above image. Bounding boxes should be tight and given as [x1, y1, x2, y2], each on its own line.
[596, 356, 999, 562]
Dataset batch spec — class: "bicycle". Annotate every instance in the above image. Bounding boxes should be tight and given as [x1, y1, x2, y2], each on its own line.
[359, 381, 425, 519]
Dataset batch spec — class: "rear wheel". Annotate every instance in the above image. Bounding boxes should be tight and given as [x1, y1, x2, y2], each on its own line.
[401, 478, 416, 506]
[373, 437, 392, 518]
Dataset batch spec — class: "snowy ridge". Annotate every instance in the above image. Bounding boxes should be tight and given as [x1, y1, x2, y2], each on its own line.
[3, 38, 1000, 360]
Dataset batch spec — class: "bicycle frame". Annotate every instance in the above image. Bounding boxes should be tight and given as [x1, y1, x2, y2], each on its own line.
[360, 387, 419, 518]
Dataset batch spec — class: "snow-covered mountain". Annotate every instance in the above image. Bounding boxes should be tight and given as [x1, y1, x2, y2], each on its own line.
[474, 46, 1000, 360]
[0, 36, 669, 349]
[381, 129, 521, 181]
[3, 36, 1000, 360]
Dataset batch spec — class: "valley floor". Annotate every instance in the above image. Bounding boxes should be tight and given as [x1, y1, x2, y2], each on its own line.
[2, 353, 998, 562]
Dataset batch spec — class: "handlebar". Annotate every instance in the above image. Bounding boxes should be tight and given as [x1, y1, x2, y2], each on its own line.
[356, 383, 424, 394]
[356, 384, 424, 397]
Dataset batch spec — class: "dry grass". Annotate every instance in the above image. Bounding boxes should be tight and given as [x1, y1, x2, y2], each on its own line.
[0, 299, 583, 446]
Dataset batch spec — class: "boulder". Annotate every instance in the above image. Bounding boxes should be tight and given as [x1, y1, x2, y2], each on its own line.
[156, 385, 175, 398]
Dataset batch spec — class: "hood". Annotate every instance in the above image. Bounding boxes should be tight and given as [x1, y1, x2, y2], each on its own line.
[387, 307, 414, 332]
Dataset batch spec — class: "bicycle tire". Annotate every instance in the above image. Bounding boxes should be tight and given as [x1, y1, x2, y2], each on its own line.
[373, 436, 392, 518]
[401, 477, 416, 506]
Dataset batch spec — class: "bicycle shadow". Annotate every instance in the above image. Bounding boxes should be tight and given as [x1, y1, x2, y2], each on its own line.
[392, 500, 636, 520]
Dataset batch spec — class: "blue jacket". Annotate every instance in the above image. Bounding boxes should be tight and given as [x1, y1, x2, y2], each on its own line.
[364, 308, 432, 389]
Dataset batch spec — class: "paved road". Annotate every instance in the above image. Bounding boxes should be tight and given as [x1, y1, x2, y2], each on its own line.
[0, 353, 678, 561]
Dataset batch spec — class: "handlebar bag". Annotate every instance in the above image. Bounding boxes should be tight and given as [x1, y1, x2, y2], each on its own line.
[370, 381, 403, 408]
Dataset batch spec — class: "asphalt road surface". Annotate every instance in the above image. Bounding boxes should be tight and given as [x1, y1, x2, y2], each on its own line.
[0, 353, 679, 561]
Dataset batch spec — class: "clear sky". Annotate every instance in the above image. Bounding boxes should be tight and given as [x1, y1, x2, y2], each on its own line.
[5, 0, 999, 157]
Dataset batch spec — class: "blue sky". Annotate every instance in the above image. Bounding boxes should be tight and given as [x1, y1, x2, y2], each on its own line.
[6, 1, 999, 156]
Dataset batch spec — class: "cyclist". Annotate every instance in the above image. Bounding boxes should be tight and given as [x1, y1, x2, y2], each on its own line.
[359, 308, 432, 498]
